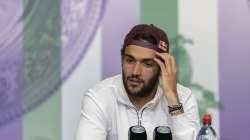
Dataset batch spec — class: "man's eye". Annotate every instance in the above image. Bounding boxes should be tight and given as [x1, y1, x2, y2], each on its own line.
[143, 61, 154, 67]
[125, 58, 134, 63]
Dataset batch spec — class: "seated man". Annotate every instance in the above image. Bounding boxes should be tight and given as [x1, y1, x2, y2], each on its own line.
[76, 24, 200, 140]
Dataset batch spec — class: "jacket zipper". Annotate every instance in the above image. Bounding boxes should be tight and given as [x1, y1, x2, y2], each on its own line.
[131, 106, 148, 126]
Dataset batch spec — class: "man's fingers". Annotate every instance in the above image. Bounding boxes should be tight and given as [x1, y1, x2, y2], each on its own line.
[153, 57, 166, 74]
[170, 55, 177, 74]
[155, 52, 167, 60]
[155, 52, 172, 73]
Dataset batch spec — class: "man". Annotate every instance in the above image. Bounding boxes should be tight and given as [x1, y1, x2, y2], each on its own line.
[76, 24, 200, 140]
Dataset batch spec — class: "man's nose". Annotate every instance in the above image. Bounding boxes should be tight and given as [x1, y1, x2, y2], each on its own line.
[132, 63, 142, 76]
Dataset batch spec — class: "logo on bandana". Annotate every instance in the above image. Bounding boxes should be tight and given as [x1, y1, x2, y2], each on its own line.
[158, 40, 168, 51]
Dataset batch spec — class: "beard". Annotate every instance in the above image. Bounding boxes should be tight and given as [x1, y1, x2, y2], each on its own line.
[122, 69, 160, 98]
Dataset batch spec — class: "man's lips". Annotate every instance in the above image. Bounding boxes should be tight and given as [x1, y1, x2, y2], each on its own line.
[127, 78, 142, 86]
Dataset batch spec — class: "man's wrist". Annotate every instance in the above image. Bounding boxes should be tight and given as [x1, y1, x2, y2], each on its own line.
[168, 103, 184, 116]
[164, 91, 180, 105]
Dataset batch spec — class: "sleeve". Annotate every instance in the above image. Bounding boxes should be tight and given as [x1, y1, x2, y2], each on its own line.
[76, 92, 109, 140]
[170, 90, 201, 140]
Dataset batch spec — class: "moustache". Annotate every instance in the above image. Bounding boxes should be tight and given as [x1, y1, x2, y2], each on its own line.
[127, 76, 143, 83]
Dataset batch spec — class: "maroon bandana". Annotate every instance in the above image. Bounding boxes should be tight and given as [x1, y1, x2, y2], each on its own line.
[123, 24, 169, 53]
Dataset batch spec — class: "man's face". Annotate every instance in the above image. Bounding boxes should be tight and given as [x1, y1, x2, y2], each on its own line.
[122, 45, 160, 97]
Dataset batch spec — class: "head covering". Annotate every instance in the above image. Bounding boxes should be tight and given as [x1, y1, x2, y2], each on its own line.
[123, 24, 169, 53]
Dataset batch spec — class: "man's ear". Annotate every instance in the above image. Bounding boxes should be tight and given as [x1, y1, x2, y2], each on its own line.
[121, 55, 124, 66]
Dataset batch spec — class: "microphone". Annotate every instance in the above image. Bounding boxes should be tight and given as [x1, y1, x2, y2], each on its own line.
[153, 126, 172, 140]
[128, 125, 147, 140]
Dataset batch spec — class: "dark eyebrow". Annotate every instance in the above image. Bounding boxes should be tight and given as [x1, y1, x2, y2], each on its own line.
[124, 54, 134, 59]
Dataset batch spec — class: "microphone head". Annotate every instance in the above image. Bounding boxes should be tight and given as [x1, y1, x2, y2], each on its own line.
[128, 125, 147, 140]
[153, 126, 172, 140]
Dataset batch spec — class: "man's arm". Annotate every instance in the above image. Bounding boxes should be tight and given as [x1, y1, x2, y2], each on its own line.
[76, 93, 108, 140]
[170, 89, 200, 140]
[154, 52, 200, 139]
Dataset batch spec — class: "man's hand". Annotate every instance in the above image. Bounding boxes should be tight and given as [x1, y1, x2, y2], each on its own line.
[153, 52, 180, 106]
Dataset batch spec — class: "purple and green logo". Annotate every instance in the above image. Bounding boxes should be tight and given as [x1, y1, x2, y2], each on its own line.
[0, 0, 106, 127]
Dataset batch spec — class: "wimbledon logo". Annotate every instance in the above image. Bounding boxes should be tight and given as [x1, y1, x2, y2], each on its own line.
[0, 0, 106, 127]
